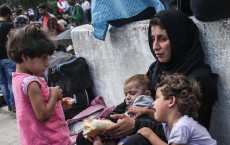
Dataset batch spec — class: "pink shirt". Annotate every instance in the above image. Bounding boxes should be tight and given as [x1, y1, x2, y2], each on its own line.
[12, 73, 70, 145]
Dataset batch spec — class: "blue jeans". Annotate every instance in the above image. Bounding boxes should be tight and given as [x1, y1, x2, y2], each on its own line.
[0, 59, 16, 106]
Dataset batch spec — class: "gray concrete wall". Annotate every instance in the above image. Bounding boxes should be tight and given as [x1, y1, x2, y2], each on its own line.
[71, 18, 230, 145]
[71, 21, 154, 106]
[192, 18, 230, 145]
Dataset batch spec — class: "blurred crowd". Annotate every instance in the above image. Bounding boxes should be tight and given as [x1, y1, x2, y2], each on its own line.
[4, 0, 91, 36]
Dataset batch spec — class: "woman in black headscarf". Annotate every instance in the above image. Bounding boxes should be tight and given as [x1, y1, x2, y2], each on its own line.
[147, 9, 218, 129]
[76, 9, 218, 145]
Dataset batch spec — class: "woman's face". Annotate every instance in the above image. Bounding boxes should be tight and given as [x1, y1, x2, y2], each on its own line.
[151, 25, 171, 63]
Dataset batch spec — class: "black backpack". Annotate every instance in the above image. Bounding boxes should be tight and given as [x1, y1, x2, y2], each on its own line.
[47, 57, 95, 120]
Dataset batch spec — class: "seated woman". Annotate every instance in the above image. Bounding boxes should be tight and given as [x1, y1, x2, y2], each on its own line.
[76, 9, 218, 145]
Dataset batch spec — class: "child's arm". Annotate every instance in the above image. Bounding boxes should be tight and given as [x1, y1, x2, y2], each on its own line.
[138, 127, 167, 145]
[138, 127, 185, 145]
[28, 82, 63, 121]
[128, 106, 155, 119]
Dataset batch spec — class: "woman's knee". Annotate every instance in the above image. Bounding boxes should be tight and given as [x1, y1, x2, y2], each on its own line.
[123, 134, 151, 145]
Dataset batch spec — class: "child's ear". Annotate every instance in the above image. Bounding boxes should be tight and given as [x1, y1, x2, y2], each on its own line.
[21, 54, 28, 61]
[168, 96, 176, 108]
[145, 90, 151, 96]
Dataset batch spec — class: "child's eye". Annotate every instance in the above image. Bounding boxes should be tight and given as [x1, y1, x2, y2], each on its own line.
[130, 91, 136, 95]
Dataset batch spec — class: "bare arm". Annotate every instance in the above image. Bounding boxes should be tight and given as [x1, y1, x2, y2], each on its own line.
[138, 127, 167, 145]
[138, 127, 185, 145]
[28, 82, 63, 121]
[128, 106, 155, 119]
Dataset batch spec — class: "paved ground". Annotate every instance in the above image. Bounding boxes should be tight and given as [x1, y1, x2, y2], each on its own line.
[0, 106, 19, 145]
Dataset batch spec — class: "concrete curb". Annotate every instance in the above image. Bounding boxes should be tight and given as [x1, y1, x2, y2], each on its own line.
[0, 106, 10, 114]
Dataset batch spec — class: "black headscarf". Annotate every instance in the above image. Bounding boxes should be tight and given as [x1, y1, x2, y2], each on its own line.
[147, 9, 218, 129]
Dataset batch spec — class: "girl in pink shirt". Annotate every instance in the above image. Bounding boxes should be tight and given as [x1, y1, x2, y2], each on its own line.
[6, 23, 71, 145]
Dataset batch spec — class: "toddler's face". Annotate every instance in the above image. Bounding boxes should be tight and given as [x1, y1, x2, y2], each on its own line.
[124, 81, 146, 105]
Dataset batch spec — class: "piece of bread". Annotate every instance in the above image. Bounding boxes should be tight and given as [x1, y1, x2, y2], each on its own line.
[82, 119, 115, 139]
[61, 97, 75, 109]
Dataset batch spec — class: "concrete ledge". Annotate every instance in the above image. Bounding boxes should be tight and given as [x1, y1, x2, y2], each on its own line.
[192, 17, 230, 145]
[72, 17, 230, 145]
[71, 21, 155, 106]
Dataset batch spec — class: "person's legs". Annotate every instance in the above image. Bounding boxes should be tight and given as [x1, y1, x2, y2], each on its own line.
[0, 59, 10, 107]
[0, 59, 16, 111]
[123, 134, 152, 145]
[5, 59, 16, 111]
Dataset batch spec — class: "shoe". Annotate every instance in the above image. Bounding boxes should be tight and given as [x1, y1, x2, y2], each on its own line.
[10, 111, 16, 119]
[8, 105, 12, 111]
[11, 105, 16, 113]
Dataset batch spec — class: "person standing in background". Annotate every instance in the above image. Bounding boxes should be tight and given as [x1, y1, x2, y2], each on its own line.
[37, 3, 63, 36]
[0, 5, 16, 113]
[63, 0, 84, 27]
[81, 0, 91, 24]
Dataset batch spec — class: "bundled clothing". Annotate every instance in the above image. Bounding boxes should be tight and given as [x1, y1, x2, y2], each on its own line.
[190, 0, 230, 21]
[91, 0, 164, 40]
[124, 95, 153, 119]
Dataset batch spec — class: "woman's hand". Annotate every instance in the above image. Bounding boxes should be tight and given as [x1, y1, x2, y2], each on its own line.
[101, 114, 135, 139]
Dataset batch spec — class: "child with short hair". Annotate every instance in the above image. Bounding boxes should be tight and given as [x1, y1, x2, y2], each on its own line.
[138, 73, 217, 145]
[6, 23, 71, 145]
[92, 74, 154, 145]
[123, 74, 153, 119]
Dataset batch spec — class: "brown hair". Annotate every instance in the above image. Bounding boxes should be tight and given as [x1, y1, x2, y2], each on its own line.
[124, 74, 150, 91]
[0, 5, 12, 17]
[156, 73, 201, 118]
[6, 23, 56, 63]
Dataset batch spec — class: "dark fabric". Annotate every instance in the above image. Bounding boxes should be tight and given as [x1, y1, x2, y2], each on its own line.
[177, 0, 192, 16]
[190, 0, 230, 21]
[76, 131, 93, 145]
[108, 7, 156, 27]
[159, 0, 192, 16]
[159, 0, 177, 9]
[134, 119, 167, 142]
[105, 99, 127, 123]
[0, 21, 14, 59]
[147, 9, 218, 129]
[123, 134, 151, 145]
[48, 57, 95, 120]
